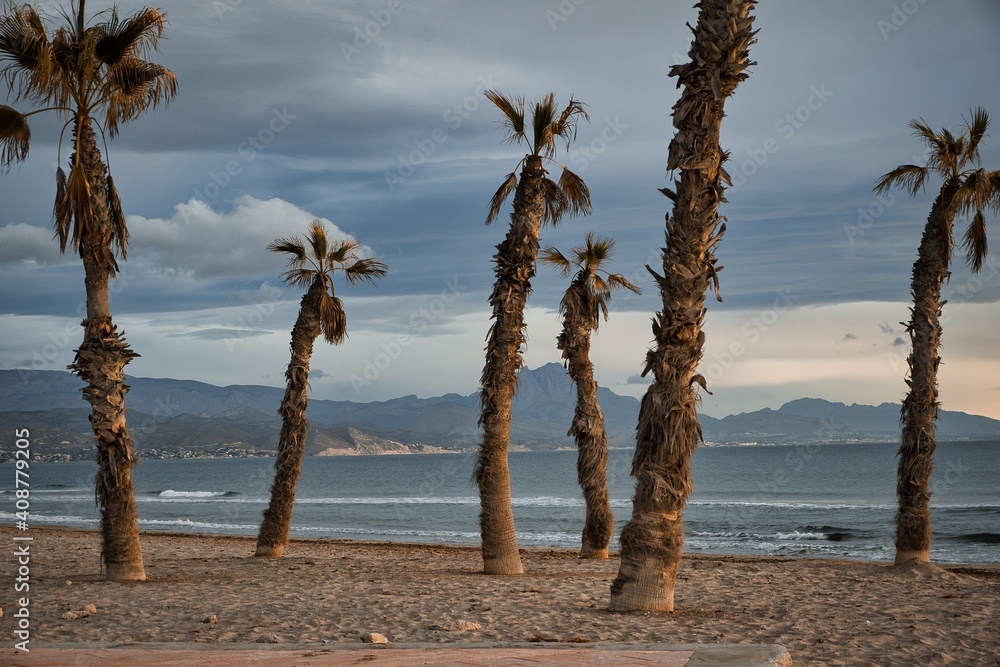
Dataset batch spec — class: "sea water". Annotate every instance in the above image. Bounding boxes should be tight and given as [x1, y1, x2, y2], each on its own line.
[3, 441, 998, 564]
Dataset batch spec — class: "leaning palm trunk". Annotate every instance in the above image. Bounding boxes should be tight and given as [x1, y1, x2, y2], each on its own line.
[66, 115, 145, 581]
[256, 279, 324, 557]
[895, 179, 958, 564]
[610, 0, 755, 611]
[475, 155, 547, 575]
[560, 310, 613, 559]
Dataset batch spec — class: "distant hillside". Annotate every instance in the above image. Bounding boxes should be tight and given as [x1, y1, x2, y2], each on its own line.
[2, 366, 999, 461]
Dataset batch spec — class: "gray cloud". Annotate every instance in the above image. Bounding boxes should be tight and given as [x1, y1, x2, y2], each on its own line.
[166, 328, 272, 341]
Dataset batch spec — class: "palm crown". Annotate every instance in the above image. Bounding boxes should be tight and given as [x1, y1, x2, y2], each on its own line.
[874, 107, 1000, 272]
[0, 0, 177, 263]
[540, 232, 640, 331]
[268, 220, 388, 345]
[485, 89, 592, 225]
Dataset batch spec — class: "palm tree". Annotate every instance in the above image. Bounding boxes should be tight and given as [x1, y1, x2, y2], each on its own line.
[874, 108, 999, 565]
[476, 90, 591, 575]
[609, 1, 756, 611]
[540, 233, 639, 559]
[255, 220, 387, 558]
[1, 0, 176, 580]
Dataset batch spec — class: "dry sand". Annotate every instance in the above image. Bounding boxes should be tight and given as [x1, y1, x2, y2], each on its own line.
[1, 525, 997, 666]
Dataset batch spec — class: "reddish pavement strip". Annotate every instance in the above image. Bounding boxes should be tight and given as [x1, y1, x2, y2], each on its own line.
[1, 644, 792, 666]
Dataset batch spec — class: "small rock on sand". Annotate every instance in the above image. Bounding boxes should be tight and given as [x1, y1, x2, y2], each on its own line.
[203, 615, 218, 623]
[61, 605, 97, 620]
[361, 632, 389, 644]
[256, 633, 282, 643]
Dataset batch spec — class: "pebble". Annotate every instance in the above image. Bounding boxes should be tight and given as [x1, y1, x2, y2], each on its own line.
[361, 632, 389, 644]
[256, 633, 281, 644]
[61, 605, 98, 620]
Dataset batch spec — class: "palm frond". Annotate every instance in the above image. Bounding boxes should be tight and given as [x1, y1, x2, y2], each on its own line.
[319, 292, 348, 345]
[484, 90, 525, 147]
[989, 171, 1000, 214]
[280, 267, 316, 289]
[326, 238, 362, 264]
[606, 272, 641, 295]
[559, 283, 587, 322]
[557, 166, 591, 218]
[550, 96, 589, 152]
[542, 176, 566, 224]
[0, 4, 55, 100]
[576, 231, 613, 267]
[103, 57, 177, 137]
[94, 7, 166, 67]
[962, 209, 989, 273]
[0, 104, 30, 167]
[539, 245, 571, 277]
[306, 220, 328, 264]
[531, 92, 557, 156]
[963, 107, 990, 163]
[956, 168, 997, 216]
[343, 257, 388, 286]
[52, 164, 67, 241]
[106, 173, 128, 260]
[485, 171, 517, 225]
[874, 164, 927, 197]
[267, 238, 308, 263]
[54, 162, 93, 255]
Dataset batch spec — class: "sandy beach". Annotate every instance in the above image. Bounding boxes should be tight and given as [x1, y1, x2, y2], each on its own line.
[1, 525, 997, 665]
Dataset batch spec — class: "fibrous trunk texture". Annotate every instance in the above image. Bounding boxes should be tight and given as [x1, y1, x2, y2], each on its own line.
[559, 281, 613, 559]
[895, 180, 958, 565]
[67, 116, 146, 581]
[474, 155, 547, 575]
[256, 278, 325, 557]
[610, 0, 756, 611]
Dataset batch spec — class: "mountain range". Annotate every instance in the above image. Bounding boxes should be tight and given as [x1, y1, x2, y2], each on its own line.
[2, 365, 998, 460]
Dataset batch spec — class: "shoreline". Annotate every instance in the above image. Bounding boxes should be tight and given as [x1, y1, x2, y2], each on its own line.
[2, 525, 997, 665]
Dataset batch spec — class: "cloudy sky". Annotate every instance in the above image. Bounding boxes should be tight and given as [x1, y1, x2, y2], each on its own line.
[2, 0, 1000, 421]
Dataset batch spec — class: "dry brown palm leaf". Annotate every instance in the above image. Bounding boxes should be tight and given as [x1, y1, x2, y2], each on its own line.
[0, 104, 30, 167]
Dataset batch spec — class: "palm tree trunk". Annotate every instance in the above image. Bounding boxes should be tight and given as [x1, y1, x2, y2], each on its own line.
[559, 300, 613, 559]
[610, 0, 756, 611]
[895, 179, 958, 565]
[475, 155, 547, 575]
[66, 115, 145, 581]
[256, 278, 324, 557]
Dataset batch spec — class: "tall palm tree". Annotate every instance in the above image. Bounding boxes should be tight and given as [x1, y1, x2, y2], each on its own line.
[256, 220, 387, 558]
[1, 0, 176, 580]
[609, 1, 756, 611]
[540, 233, 639, 559]
[476, 90, 591, 575]
[874, 108, 999, 565]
